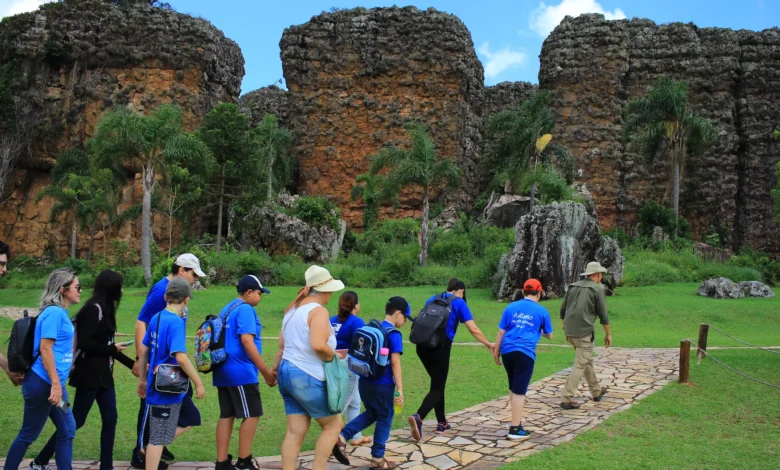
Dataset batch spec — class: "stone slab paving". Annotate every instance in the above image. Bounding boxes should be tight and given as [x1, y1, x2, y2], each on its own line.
[1, 347, 678, 470]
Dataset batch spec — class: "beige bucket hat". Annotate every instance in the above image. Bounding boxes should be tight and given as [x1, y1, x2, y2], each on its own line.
[580, 261, 609, 276]
[305, 265, 345, 292]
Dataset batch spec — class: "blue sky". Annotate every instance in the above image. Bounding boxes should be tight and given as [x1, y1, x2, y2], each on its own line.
[3, 1, 778, 94]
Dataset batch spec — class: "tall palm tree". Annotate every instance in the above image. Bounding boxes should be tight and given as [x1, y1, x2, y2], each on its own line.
[253, 113, 294, 201]
[623, 77, 718, 241]
[90, 104, 212, 285]
[370, 122, 462, 266]
[350, 172, 386, 230]
[485, 90, 576, 212]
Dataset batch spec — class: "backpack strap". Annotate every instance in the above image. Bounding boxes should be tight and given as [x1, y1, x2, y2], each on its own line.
[221, 300, 247, 322]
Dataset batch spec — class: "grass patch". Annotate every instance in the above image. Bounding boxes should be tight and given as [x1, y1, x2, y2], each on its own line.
[503, 349, 780, 469]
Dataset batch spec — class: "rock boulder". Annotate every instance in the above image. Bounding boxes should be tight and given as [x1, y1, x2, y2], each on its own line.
[497, 201, 624, 299]
[697, 278, 745, 299]
[737, 281, 776, 298]
[482, 193, 533, 229]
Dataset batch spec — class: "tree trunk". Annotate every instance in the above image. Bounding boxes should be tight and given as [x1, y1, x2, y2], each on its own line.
[102, 221, 108, 260]
[420, 189, 430, 267]
[141, 167, 154, 286]
[529, 183, 537, 212]
[672, 141, 681, 243]
[227, 204, 234, 240]
[503, 178, 512, 195]
[168, 202, 174, 258]
[70, 214, 78, 259]
[216, 165, 225, 253]
[87, 220, 97, 264]
[267, 151, 274, 200]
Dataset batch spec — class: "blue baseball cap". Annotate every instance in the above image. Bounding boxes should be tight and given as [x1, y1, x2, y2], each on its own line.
[237, 275, 270, 294]
[386, 296, 412, 319]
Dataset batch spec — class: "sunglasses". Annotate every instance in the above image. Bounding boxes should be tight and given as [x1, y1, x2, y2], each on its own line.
[68, 284, 82, 293]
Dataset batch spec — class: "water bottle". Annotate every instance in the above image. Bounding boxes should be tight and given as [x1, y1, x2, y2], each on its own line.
[394, 389, 402, 415]
[379, 347, 389, 366]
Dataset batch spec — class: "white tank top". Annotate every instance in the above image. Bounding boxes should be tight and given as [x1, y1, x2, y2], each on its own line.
[282, 302, 336, 382]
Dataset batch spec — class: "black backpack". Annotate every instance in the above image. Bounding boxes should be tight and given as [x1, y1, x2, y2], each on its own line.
[409, 294, 454, 348]
[7, 309, 38, 373]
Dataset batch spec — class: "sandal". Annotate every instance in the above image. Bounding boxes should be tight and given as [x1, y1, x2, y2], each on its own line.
[370, 458, 400, 469]
[351, 436, 373, 446]
[332, 434, 350, 465]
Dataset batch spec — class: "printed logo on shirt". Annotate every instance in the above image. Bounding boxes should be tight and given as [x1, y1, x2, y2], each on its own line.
[511, 313, 535, 329]
[332, 323, 342, 333]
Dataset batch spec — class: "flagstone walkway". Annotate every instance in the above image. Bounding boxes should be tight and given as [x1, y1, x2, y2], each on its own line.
[1, 347, 678, 470]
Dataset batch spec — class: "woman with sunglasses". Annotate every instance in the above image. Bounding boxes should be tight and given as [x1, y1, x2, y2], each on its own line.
[30, 270, 133, 470]
[5, 268, 81, 470]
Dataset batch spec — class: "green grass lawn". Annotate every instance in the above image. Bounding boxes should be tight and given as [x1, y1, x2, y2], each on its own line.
[504, 349, 780, 469]
[0, 283, 777, 462]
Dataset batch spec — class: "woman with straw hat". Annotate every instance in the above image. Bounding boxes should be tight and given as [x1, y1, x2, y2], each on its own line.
[273, 265, 345, 470]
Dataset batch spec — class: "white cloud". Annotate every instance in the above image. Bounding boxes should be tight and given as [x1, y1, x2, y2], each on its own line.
[529, 0, 627, 37]
[0, 0, 55, 20]
[478, 42, 528, 80]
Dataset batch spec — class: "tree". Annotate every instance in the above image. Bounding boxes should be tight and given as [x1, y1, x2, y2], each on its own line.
[253, 113, 294, 200]
[623, 77, 718, 241]
[90, 105, 211, 285]
[350, 173, 386, 229]
[484, 90, 575, 212]
[196, 103, 253, 252]
[773, 161, 780, 220]
[369, 122, 462, 266]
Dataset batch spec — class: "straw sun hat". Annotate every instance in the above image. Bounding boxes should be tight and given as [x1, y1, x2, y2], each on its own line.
[304, 265, 345, 292]
[580, 261, 609, 276]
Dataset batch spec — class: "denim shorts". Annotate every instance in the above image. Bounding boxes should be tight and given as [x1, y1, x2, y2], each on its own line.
[277, 360, 333, 419]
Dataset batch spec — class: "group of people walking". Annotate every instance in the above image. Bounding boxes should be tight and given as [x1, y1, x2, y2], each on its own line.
[0, 237, 614, 470]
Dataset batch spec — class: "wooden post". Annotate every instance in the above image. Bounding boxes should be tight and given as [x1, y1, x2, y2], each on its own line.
[679, 340, 691, 384]
[697, 324, 709, 364]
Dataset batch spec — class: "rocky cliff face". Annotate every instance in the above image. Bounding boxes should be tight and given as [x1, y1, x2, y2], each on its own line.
[280, 6, 483, 228]
[539, 14, 780, 254]
[239, 85, 290, 127]
[0, 0, 244, 258]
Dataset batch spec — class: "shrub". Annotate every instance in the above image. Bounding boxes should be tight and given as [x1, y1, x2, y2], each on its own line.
[636, 200, 691, 238]
[288, 196, 340, 231]
[429, 235, 472, 266]
[63, 258, 93, 276]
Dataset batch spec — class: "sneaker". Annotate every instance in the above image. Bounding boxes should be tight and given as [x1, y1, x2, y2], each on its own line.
[161, 446, 175, 462]
[216, 455, 237, 470]
[434, 421, 452, 434]
[131, 453, 169, 470]
[235, 455, 259, 470]
[593, 386, 609, 402]
[507, 425, 532, 440]
[408, 414, 423, 441]
[560, 401, 581, 410]
[29, 461, 51, 470]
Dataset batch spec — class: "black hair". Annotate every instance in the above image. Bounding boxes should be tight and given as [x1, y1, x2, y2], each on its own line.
[338, 291, 359, 321]
[77, 269, 123, 333]
[171, 263, 194, 276]
[0, 240, 9, 258]
[447, 278, 467, 303]
[523, 289, 541, 298]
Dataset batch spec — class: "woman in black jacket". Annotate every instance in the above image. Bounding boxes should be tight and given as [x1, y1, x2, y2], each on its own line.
[30, 270, 134, 470]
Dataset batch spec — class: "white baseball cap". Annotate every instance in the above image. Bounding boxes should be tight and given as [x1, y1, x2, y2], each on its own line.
[175, 253, 207, 278]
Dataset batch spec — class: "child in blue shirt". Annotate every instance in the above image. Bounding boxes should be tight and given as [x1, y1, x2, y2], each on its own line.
[493, 279, 553, 440]
[333, 297, 411, 469]
[213, 275, 276, 470]
[138, 278, 205, 470]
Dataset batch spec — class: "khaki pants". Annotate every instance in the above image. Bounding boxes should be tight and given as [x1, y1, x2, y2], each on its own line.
[561, 334, 601, 402]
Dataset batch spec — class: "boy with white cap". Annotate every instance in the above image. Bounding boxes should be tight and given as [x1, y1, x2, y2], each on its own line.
[214, 275, 276, 470]
[131, 253, 207, 468]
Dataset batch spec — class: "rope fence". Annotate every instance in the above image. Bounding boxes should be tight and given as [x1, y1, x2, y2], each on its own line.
[678, 323, 780, 390]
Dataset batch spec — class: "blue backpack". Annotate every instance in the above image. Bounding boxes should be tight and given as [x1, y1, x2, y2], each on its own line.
[347, 319, 398, 379]
[194, 301, 245, 373]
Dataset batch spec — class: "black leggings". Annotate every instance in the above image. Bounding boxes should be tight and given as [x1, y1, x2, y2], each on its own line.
[416, 342, 452, 423]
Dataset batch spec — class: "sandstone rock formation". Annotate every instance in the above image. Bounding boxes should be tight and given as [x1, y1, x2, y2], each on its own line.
[239, 85, 290, 127]
[497, 201, 624, 299]
[0, 0, 244, 258]
[540, 14, 780, 255]
[280, 6, 483, 228]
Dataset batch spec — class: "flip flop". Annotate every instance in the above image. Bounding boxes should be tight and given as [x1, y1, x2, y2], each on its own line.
[332, 434, 350, 465]
[351, 436, 373, 446]
[370, 458, 400, 469]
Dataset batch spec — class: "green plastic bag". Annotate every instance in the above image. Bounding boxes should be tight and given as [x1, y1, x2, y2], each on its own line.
[323, 357, 349, 414]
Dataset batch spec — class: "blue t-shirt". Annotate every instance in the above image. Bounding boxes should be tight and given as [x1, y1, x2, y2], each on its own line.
[143, 310, 188, 405]
[330, 314, 366, 350]
[424, 293, 474, 341]
[365, 320, 403, 386]
[213, 299, 263, 387]
[137, 278, 169, 325]
[498, 299, 553, 360]
[31, 306, 74, 384]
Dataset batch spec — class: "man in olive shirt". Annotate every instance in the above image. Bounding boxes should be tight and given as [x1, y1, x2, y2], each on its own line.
[559, 262, 612, 409]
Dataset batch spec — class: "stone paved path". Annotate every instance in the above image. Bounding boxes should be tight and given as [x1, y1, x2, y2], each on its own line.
[1, 347, 678, 470]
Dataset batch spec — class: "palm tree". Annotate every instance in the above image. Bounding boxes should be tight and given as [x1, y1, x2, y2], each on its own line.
[369, 122, 462, 266]
[253, 113, 294, 200]
[350, 173, 387, 230]
[623, 77, 718, 241]
[485, 90, 575, 211]
[90, 104, 212, 285]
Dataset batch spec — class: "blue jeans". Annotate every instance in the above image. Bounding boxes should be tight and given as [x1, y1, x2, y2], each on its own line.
[344, 372, 363, 439]
[277, 360, 333, 419]
[37, 387, 117, 470]
[340, 380, 395, 458]
[5, 372, 76, 470]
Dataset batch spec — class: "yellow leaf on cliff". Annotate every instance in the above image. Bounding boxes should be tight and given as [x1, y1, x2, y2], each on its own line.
[536, 134, 552, 152]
